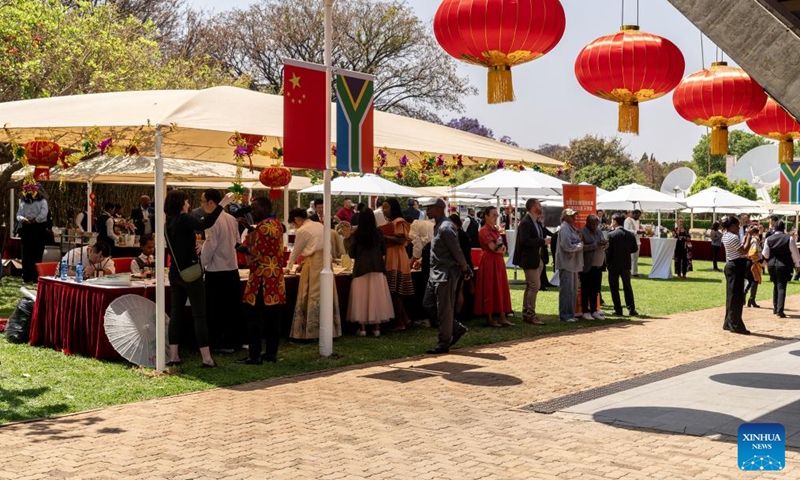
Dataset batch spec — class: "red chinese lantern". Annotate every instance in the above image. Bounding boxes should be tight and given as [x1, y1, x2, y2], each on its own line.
[673, 62, 767, 155]
[746, 97, 800, 164]
[433, 0, 566, 104]
[259, 166, 292, 199]
[24, 139, 61, 181]
[575, 26, 684, 135]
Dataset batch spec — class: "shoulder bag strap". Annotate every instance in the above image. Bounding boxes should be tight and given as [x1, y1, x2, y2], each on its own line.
[163, 225, 182, 271]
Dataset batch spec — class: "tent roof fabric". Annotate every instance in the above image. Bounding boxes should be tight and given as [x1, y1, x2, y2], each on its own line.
[455, 169, 565, 197]
[300, 174, 419, 197]
[0, 86, 561, 169]
[684, 187, 761, 210]
[597, 183, 687, 211]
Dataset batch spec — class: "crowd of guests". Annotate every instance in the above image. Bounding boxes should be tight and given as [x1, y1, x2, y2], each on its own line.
[17, 184, 800, 364]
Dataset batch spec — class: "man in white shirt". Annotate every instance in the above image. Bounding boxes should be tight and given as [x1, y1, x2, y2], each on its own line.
[623, 210, 644, 277]
[62, 242, 116, 277]
[200, 189, 243, 353]
[97, 202, 120, 246]
[374, 199, 387, 227]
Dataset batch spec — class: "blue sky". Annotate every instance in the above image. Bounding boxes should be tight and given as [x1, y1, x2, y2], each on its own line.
[188, 0, 754, 163]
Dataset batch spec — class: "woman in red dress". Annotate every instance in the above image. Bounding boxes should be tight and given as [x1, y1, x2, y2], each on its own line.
[475, 206, 513, 327]
[379, 198, 414, 329]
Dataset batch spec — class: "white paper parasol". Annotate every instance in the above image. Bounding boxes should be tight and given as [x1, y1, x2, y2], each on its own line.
[104, 295, 169, 368]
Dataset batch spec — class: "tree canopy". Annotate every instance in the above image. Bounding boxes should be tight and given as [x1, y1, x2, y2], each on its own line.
[0, 0, 239, 102]
[198, 0, 476, 120]
[691, 130, 770, 175]
[688, 172, 758, 200]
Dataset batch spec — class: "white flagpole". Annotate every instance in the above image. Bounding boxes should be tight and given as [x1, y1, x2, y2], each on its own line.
[9, 188, 14, 237]
[319, 0, 335, 357]
[154, 125, 166, 371]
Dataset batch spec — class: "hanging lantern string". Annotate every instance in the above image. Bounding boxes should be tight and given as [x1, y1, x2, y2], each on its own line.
[620, 0, 639, 26]
[699, 30, 705, 68]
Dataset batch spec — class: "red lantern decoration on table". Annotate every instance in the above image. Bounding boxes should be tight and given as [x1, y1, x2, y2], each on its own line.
[433, 0, 566, 104]
[259, 166, 292, 200]
[746, 97, 800, 164]
[673, 62, 767, 155]
[24, 138, 61, 181]
[575, 26, 684, 135]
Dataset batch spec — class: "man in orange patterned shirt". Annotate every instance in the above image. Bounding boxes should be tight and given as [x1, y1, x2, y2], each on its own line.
[237, 197, 286, 365]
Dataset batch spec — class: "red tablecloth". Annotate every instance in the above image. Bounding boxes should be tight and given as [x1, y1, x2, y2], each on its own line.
[639, 238, 721, 262]
[3, 237, 21, 260]
[30, 274, 352, 360]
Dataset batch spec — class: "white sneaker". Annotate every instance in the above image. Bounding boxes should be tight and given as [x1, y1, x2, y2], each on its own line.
[582, 313, 595, 321]
[592, 311, 605, 320]
[561, 318, 578, 323]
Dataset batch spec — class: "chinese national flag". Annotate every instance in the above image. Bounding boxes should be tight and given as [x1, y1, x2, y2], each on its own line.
[283, 59, 329, 170]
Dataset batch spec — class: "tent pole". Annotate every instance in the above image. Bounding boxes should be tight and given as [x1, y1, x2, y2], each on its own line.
[691, 209, 694, 230]
[86, 181, 93, 233]
[154, 125, 166, 372]
[9, 188, 14, 237]
[657, 210, 661, 234]
[513, 187, 518, 280]
[283, 185, 290, 246]
[319, 0, 334, 357]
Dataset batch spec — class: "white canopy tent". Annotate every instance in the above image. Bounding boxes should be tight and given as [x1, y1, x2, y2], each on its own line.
[597, 183, 688, 230]
[455, 169, 565, 228]
[300, 174, 419, 197]
[0, 84, 563, 367]
[682, 187, 762, 222]
[597, 183, 687, 211]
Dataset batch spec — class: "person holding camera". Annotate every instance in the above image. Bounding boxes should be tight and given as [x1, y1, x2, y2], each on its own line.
[743, 222, 764, 308]
[474, 206, 513, 327]
[721, 215, 754, 334]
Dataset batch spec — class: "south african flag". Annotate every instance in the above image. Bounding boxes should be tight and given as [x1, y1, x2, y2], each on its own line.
[335, 70, 375, 173]
[780, 162, 800, 204]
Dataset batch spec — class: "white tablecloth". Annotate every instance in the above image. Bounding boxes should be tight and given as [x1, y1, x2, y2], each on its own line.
[504, 230, 517, 268]
[648, 237, 677, 279]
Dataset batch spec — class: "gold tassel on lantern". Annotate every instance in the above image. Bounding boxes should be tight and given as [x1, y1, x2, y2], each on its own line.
[488, 65, 514, 104]
[779, 138, 795, 164]
[710, 125, 729, 155]
[618, 102, 639, 135]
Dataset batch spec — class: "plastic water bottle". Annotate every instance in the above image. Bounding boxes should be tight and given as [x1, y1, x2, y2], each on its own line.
[75, 264, 84, 284]
[59, 259, 68, 281]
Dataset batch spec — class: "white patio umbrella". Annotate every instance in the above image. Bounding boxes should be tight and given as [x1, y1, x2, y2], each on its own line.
[596, 183, 687, 211]
[300, 173, 418, 197]
[456, 169, 565, 229]
[683, 187, 761, 221]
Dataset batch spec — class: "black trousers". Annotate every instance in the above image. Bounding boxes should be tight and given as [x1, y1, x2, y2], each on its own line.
[724, 259, 748, 331]
[608, 268, 635, 312]
[744, 260, 759, 301]
[168, 270, 209, 347]
[579, 267, 602, 313]
[768, 264, 793, 314]
[19, 223, 46, 283]
[674, 249, 689, 277]
[711, 245, 721, 270]
[245, 292, 282, 361]
[205, 270, 244, 350]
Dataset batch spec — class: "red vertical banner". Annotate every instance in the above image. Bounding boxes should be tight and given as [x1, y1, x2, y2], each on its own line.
[563, 184, 598, 314]
[283, 59, 329, 170]
[562, 184, 597, 228]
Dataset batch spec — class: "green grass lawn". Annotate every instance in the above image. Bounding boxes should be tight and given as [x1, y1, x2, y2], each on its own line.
[0, 259, 797, 424]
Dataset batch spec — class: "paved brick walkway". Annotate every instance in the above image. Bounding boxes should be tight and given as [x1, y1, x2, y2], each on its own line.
[2, 297, 800, 479]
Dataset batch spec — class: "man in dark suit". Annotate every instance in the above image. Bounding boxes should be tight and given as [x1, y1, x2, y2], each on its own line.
[606, 212, 639, 316]
[309, 198, 324, 223]
[513, 198, 550, 325]
[130, 195, 155, 236]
